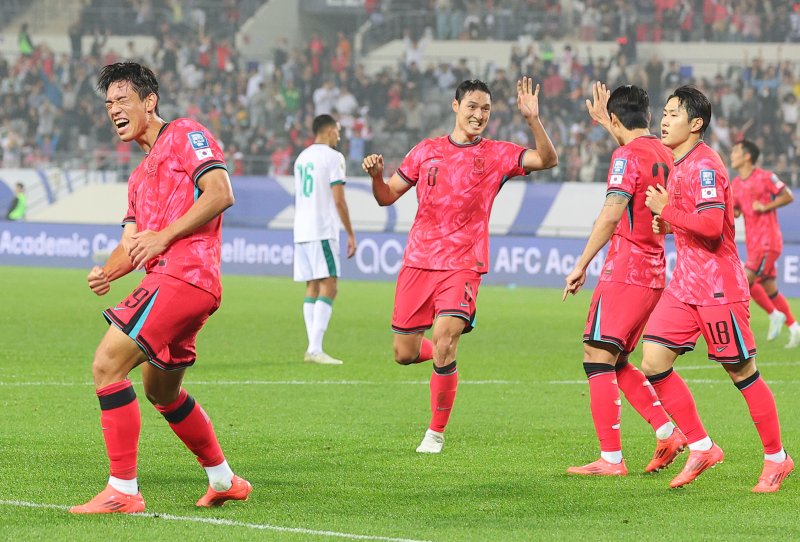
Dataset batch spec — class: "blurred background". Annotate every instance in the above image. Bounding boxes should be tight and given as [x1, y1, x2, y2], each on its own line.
[0, 0, 799, 241]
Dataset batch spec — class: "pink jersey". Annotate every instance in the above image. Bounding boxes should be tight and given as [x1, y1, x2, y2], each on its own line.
[397, 135, 527, 272]
[662, 141, 749, 306]
[124, 118, 228, 301]
[601, 135, 672, 289]
[732, 168, 785, 254]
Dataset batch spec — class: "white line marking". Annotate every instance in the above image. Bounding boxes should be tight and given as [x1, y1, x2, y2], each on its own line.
[0, 500, 433, 542]
[0, 380, 521, 387]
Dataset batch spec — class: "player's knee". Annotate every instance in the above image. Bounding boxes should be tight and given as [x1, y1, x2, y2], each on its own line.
[393, 346, 418, 365]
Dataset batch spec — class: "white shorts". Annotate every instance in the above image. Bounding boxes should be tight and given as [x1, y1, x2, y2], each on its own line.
[293, 238, 341, 282]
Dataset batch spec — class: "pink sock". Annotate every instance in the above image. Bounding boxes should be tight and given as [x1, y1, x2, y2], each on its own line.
[750, 282, 776, 314]
[616, 362, 671, 432]
[648, 369, 708, 444]
[415, 338, 434, 363]
[584, 364, 621, 452]
[97, 380, 141, 479]
[429, 362, 458, 432]
[771, 292, 797, 326]
[737, 372, 783, 454]
[156, 388, 225, 467]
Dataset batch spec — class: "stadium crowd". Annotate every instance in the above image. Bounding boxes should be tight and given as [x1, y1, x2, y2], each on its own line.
[0, 3, 799, 186]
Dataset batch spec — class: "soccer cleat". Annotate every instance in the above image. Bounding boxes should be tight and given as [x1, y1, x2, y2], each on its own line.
[566, 458, 628, 476]
[196, 475, 252, 507]
[69, 484, 145, 514]
[785, 327, 800, 349]
[767, 311, 786, 341]
[752, 454, 794, 493]
[645, 427, 688, 473]
[416, 429, 444, 453]
[669, 443, 724, 488]
[305, 351, 344, 365]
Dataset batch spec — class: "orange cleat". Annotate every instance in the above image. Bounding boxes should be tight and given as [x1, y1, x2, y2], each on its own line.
[567, 458, 628, 476]
[752, 454, 794, 493]
[645, 427, 688, 473]
[196, 475, 252, 507]
[69, 484, 145, 514]
[670, 443, 724, 488]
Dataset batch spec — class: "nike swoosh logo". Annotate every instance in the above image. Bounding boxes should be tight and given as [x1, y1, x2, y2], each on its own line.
[430, 159, 443, 163]
[460, 302, 469, 307]
[715, 346, 727, 352]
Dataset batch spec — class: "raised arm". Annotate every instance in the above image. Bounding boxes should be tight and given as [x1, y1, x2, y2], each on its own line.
[586, 81, 621, 145]
[362, 153, 412, 206]
[516, 76, 558, 172]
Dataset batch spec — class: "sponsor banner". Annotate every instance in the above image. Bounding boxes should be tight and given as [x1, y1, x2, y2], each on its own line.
[3, 222, 800, 297]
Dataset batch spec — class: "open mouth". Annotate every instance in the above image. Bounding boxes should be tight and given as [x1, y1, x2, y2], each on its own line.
[115, 119, 130, 130]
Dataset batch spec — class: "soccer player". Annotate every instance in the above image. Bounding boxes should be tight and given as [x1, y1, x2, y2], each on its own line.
[642, 86, 793, 492]
[362, 78, 557, 453]
[71, 62, 251, 514]
[730, 140, 798, 347]
[563, 83, 686, 476]
[293, 114, 357, 365]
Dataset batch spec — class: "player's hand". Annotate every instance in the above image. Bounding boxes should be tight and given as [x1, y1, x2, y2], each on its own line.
[517, 76, 540, 119]
[585, 81, 611, 129]
[645, 184, 669, 215]
[652, 215, 672, 235]
[346, 234, 357, 258]
[128, 229, 168, 270]
[752, 201, 767, 213]
[87, 265, 110, 296]
[362, 154, 384, 178]
[563, 267, 586, 301]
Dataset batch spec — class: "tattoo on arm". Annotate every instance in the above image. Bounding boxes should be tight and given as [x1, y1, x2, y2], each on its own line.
[604, 194, 630, 207]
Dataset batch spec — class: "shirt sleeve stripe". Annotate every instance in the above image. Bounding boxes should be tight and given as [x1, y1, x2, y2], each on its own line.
[330, 179, 345, 186]
[696, 203, 725, 212]
[518, 149, 528, 168]
[397, 168, 417, 185]
[192, 160, 227, 185]
[606, 189, 632, 199]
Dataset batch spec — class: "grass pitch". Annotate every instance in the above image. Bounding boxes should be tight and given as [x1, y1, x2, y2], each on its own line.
[1, 266, 799, 541]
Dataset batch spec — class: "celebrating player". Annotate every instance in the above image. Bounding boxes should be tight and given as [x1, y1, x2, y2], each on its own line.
[564, 83, 686, 476]
[642, 86, 792, 492]
[71, 62, 251, 514]
[730, 140, 798, 347]
[293, 114, 357, 365]
[362, 78, 557, 453]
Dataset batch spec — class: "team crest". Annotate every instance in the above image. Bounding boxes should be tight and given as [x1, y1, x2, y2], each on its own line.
[473, 156, 485, 174]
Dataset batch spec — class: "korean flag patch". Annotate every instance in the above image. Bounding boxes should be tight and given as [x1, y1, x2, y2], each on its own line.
[611, 158, 627, 175]
[609, 174, 623, 185]
[700, 170, 715, 187]
[701, 187, 717, 199]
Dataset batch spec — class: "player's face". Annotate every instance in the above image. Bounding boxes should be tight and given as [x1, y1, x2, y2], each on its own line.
[730, 143, 745, 169]
[453, 91, 491, 137]
[105, 81, 152, 142]
[330, 122, 342, 148]
[660, 97, 692, 149]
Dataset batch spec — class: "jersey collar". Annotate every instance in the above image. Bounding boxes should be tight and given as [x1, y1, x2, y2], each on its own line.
[448, 135, 482, 147]
[673, 140, 704, 166]
[145, 121, 171, 155]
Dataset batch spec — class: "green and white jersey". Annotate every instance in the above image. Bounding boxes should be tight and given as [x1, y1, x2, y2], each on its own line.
[293, 143, 346, 242]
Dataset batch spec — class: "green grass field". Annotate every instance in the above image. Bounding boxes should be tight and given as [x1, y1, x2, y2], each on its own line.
[1, 266, 799, 541]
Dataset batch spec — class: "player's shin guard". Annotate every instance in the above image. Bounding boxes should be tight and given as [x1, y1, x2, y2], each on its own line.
[750, 282, 776, 314]
[156, 388, 225, 467]
[584, 363, 621, 452]
[97, 380, 141, 480]
[615, 361, 671, 431]
[429, 361, 458, 432]
[735, 371, 783, 454]
[647, 369, 708, 444]
[770, 292, 797, 326]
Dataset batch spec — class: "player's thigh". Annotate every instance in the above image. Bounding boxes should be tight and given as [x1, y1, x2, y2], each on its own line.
[104, 273, 218, 371]
[393, 332, 424, 364]
[433, 269, 481, 334]
[294, 239, 340, 282]
[93, 324, 149, 386]
[697, 301, 756, 364]
[583, 281, 662, 355]
[392, 266, 436, 334]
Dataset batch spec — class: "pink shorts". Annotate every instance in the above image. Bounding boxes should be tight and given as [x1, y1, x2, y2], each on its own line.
[392, 266, 481, 334]
[643, 291, 756, 363]
[745, 249, 780, 281]
[583, 281, 663, 354]
[103, 273, 219, 370]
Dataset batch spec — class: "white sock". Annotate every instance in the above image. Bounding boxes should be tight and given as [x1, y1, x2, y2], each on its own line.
[108, 476, 138, 495]
[600, 451, 623, 464]
[790, 322, 800, 332]
[688, 436, 713, 451]
[765, 448, 788, 463]
[309, 298, 333, 354]
[655, 422, 675, 440]
[204, 459, 234, 491]
[770, 310, 782, 317]
[303, 299, 315, 349]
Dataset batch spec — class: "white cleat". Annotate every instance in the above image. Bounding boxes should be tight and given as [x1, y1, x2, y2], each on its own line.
[416, 429, 444, 453]
[767, 311, 786, 341]
[786, 327, 800, 349]
[304, 351, 344, 365]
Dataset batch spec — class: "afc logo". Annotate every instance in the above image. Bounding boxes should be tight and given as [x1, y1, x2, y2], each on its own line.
[188, 131, 210, 150]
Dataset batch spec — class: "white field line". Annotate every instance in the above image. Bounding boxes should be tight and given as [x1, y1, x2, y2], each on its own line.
[0, 500, 433, 542]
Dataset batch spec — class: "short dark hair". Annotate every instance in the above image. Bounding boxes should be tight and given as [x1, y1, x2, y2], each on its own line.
[607, 85, 649, 130]
[738, 139, 760, 164]
[454, 79, 491, 103]
[96, 62, 160, 115]
[312, 114, 337, 135]
[667, 85, 711, 136]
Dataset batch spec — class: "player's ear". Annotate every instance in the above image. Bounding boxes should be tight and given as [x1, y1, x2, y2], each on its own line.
[451, 99, 459, 113]
[690, 116, 704, 134]
[145, 92, 157, 114]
